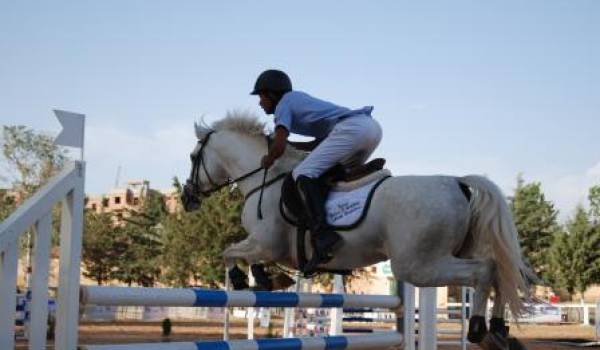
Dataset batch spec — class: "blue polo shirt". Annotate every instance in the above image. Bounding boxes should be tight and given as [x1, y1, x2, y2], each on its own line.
[274, 91, 373, 139]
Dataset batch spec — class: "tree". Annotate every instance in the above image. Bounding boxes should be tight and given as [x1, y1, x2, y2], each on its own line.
[111, 190, 167, 287]
[160, 184, 247, 287]
[0, 189, 17, 221]
[1, 125, 66, 197]
[548, 228, 577, 295]
[509, 175, 560, 282]
[111, 222, 162, 287]
[589, 185, 600, 225]
[82, 211, 122, 285]
[568, 206, 600, 300]
[1, 125, 68, 261]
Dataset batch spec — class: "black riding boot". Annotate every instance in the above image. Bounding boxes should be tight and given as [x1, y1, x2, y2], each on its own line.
[296, 175, 342, 274]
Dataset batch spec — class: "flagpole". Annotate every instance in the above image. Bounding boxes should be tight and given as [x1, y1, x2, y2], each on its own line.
[81, 119, 85, 161]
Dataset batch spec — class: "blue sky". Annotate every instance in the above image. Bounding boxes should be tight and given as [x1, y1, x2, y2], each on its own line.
[1, 1, 598, 220]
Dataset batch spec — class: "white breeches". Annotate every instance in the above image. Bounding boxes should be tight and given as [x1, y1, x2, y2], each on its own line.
[292, 115, 382, 180]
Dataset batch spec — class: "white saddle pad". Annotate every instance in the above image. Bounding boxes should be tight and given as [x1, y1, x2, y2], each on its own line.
[325, 170, 391, 227]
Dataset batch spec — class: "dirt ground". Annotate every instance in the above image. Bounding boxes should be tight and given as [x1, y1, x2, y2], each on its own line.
[15, 320, 600, 349]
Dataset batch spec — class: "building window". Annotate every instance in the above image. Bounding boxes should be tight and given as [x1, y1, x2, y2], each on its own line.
[115, 196, 121, 204]
[133, 198, 139, 205]
[102, 198, 109, 207]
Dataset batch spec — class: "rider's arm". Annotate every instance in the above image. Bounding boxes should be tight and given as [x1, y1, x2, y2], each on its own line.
[288, 138, 321, 151]
[261, 126, 289, 168]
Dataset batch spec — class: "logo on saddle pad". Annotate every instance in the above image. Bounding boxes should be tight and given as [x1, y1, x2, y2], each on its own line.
[325, 184, 376, 226]
[280, 169, 391, 230]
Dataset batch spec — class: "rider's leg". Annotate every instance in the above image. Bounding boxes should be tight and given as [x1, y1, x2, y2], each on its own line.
[293, 116, 382, 273]
[296, 175, 342, 273]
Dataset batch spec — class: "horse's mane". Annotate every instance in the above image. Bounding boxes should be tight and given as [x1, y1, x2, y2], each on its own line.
[210, 110, 306, 162]
[212, 110, 266, 136]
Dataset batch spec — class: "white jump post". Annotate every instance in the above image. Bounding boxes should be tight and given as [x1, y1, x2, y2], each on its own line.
[223, 268, 231, 341]
[283, 275, 302, 338]
[329, 275, 344, 336]
[27, 213, 53, 349]
[0, 158, 85, 350]
[0, 239, 19, 347]
[398, 282, 416, 350]
[418, 287, 437, 349]
[247, 267, 255, 340]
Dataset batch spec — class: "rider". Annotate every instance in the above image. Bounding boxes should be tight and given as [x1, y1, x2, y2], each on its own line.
[252, 69, 382, 273]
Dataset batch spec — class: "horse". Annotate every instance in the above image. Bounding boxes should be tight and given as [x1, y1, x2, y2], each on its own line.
[181, 112, 535, 350]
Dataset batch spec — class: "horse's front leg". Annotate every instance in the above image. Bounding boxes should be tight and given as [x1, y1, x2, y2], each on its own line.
[223, 238, 277, 291]
[223, 238, 260, 290]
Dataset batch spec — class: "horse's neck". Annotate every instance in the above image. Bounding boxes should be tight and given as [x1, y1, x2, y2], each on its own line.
[217, 133, 296, 196]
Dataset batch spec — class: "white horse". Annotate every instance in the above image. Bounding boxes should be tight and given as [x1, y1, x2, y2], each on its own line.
[182, 112, 535, 350]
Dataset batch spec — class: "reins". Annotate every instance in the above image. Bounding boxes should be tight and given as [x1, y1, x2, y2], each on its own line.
[188, 130, 284, 219]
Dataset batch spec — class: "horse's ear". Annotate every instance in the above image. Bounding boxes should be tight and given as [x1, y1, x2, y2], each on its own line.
[194, 121, 209, 140]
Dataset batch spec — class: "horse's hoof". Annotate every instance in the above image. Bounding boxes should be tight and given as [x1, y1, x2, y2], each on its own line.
[507, 337, 528, 350]
[478, 332, 509, 350]
[228, 266, 249, 290]
[271, 272, 295, 290]
[468, 315, 488, 343]
[249, 285, 271, 291]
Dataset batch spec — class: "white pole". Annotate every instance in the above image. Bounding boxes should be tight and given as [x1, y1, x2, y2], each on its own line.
[0, 240, 19, 349]
[460, 287, 468, 350]
[400, 283, 416, 350]
[223, 268, 230, 341]
[247, 268, 255, 339]
[329, 275, 344, 335]
[583, 304, 590, 326]
[55, 162, 85, 350]
[596, 300, 599, 341]
[29, 213, 53, 350]
[419, 287, 437, 350]
[283, 275, 301, 338]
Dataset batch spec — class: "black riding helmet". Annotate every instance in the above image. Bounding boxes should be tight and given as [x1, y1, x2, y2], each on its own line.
[251, 69, 292, 95]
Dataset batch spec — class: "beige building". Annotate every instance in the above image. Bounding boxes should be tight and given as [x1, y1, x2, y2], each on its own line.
[85, 180, 180, 217]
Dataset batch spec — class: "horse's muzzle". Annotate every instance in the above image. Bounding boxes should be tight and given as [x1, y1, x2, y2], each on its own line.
[181, 182, 202, 212]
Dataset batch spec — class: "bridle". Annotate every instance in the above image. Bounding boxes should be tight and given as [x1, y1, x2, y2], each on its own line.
[184, 130, 287, 219]
[187, 131, 265, 197]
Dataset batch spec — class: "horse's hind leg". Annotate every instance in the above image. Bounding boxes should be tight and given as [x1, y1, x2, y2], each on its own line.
[483, 290, 528, 350]
[393, 255, 496, 346]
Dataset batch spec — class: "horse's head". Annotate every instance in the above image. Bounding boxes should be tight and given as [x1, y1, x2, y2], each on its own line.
[181, 122, 229, 212]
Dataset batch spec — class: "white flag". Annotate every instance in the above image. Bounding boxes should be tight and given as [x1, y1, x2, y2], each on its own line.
[54, 110, 85, 148]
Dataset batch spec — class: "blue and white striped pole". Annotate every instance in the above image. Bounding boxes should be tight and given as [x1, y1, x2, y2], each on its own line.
[80, 333, 403, 350]
[80, 286, 402, 310]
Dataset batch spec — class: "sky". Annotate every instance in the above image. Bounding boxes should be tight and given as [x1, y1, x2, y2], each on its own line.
[1, 1, 598, 221]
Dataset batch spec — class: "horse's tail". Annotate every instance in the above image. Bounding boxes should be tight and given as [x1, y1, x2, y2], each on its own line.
[459, 175, 536, 318]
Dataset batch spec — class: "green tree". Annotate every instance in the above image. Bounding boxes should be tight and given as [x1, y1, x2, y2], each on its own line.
[1, 125, 67, 197]
[0, 189, 17, 221]
[82, 211, 122, 285]
[111, 190, 167, 287]
[160, 184, 246, 287]
[509, 175, 560, 282]
[1, 125, 68, 261]
[568, 206, 600, 300]
[111, 222, 162, 287]
[589, 185, 600, 224]
[548, 229, 577, 295]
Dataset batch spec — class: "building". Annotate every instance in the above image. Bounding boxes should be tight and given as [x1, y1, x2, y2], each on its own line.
[85, 180, 180, 217]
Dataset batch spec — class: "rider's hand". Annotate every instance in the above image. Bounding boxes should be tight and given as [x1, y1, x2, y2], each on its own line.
[261, 154, 275, 169]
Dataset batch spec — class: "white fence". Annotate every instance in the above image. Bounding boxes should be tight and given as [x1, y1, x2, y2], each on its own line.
[0, 161, 85, 350]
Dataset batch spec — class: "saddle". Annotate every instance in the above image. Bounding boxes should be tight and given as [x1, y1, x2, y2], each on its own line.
[280, 158, 391, 275]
